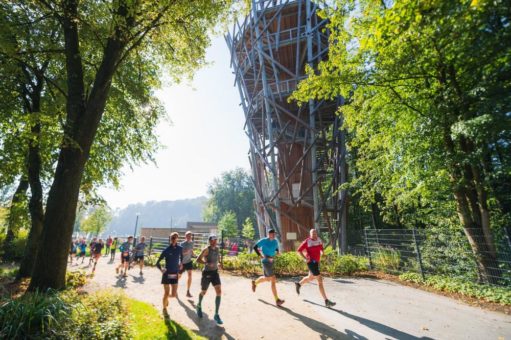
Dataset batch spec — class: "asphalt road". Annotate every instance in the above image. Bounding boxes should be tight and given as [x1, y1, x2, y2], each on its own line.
[77, 256, 511, 340]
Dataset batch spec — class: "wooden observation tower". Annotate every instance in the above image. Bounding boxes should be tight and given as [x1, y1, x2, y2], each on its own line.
[226, 0, 347, 251]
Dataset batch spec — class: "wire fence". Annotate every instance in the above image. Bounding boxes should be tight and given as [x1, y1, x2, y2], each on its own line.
[362, 228, 511, 287]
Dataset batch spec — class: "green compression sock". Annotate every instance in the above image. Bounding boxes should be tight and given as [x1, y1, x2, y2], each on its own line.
[215, 296, 221, 315]
[198, 293, 204, 307]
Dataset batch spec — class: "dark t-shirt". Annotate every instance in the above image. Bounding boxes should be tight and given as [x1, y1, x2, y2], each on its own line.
[93, 243, 104, 254]
[156, 244, 183, 273]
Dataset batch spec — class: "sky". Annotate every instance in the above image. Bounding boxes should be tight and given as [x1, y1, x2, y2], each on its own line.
[98, 35, 250, 209]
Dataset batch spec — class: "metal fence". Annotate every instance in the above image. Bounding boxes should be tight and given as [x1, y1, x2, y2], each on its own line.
[363, 228, 511, 286]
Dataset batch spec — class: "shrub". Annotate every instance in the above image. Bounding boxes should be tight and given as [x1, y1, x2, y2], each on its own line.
[66, 270, 87, 288]
[399, 272, 511, 305]
[0, 290, 131, 339]
[0, 290, 71, 339]
[372, 247, 401, 273]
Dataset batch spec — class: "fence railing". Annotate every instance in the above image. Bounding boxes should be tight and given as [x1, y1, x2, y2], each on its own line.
[362, 228, 511, 287]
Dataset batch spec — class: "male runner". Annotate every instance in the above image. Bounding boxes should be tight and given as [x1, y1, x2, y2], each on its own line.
[91, 239, 104, 274]
[116, 236, 133, 277]
[105, 236, 113, 256]
[69, 239, 78, 265]
[110, 237, 118, 261]
[252, 229, 285, 306]
[196, 235, 223, 325]
[156, 232, 183, 314]
[79, 239, 87, 264]
[295, 229, 336, 307]
[179, 231, 194, 297]
[134, 236, 147, 275]
[88, 237, 97, 266]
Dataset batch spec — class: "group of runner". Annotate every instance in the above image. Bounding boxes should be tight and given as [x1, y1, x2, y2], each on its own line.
[153, 228, 336, 325]
[70, 228, 335, 326]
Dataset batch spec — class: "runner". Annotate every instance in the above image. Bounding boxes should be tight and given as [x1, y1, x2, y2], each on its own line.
[295, 229, 336, 307]
[251, 229, 285, 306]
[116, 236, 133, 277]
[69, 239, 78, 265]
[179, 231, 194, 297]
[110, 237, 118, 261]
[88, 237, 97, 266]
[91, 239, 105, 274]
[155, 232, 183, 315]
[79, 239, 87, 264]
[134, 236, 147, 275]
[105, 235, 113, 256]
[196, 234, 223, 325]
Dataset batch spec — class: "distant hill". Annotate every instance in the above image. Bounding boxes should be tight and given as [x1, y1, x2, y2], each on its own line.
[105, 196, 207, 236]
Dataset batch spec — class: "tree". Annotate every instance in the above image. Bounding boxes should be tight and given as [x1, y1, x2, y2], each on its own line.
[204, 168, 255, 234]
[218, 211, 239, 239]
[292, 0, 511, 283]
[241, 217, 255, 240]
[0, 2, 166, 279]
[80, 205, 112, 237]
[0, 0, 237, 291]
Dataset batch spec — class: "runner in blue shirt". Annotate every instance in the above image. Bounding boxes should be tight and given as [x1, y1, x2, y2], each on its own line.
[251, 229, 285, 306]
[156, 232, 183, 314]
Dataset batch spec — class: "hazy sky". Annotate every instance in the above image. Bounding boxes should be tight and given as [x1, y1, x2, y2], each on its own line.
[99, 35, 250, 209]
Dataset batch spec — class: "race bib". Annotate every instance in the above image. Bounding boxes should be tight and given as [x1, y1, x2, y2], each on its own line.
[167, 273, 178, 279]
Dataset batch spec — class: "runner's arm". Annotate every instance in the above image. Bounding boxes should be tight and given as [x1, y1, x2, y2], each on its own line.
[196, 247, 209, 265]
[155, 251, 166, 272]
[253, 245, 262, 258]
[297, 240, 308, 261]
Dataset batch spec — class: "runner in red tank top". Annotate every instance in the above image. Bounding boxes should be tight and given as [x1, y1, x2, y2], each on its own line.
[295, 229, 336, 307]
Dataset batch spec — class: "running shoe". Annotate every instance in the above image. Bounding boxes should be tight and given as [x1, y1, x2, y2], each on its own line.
[186, 291, 192, 298]
[276, 299, 285, 306]
[196, 306, 203, 318]
[214, 314, 223, 325]
[325, 299, 336, 307]
[251, 280, 256, 292]
[295, 282, 301, 295]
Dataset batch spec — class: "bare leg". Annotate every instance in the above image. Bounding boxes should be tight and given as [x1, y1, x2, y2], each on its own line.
[163, 284, 170, 308]
[270, 276, 278, 299]
[299, 273, 314, 286]
[187, 270, 192, 292]
[170, 284, 178, 298]
[317, 275, 328, 300]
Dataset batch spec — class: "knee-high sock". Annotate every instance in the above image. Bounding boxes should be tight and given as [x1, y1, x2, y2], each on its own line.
[215, 296, 221, 315]
[198, 293, 204, 307]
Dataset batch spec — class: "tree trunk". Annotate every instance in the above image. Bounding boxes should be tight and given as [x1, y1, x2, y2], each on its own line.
[17, 86, 45, 280]
[3, 179, 29, 261]
[28, 0, 127, 291]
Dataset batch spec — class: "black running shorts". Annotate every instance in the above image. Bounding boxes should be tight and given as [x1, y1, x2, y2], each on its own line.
[179, 261, 193, 274]
[201, 270, 221, 290]
[161, 271, 179, 285]
[134, 255, 144, 262]
[307, 261, 321, 276]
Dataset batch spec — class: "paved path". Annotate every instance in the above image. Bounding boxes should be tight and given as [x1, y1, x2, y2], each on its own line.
[76, 257, 511, 340]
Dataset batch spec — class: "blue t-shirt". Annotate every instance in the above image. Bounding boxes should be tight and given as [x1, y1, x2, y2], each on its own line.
[255, 237, 279, 263]
[156, 244, 183, 273]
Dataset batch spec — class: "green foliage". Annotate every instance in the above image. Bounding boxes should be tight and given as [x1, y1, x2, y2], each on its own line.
[204, 168, 256, 235]
[222, 250, 367, 276]
[241, 217, 256, 240]
[80, 205, 112, 236]
[372, 247, 401, 273]
[0, 290, 71, 339]
[399, 273, 511, 305]
[291, 0, 511, 271]
[0, 290, 131, 339]
[218, 211, 239, 239]
[65, 271, 87, 289]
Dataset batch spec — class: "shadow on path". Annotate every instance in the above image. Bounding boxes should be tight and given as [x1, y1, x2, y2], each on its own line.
[131, 275, 145, 284]
[333, 279, 355, 284]
[258, 299, 353, 340]
[303, 299, 434, 340]
[113, 276, 127, 289]
[176, 298, 235, 340]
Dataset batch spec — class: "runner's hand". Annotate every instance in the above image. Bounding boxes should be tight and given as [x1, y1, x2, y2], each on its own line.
[160, 268, 166, 274]
[218, 263, 223, 270]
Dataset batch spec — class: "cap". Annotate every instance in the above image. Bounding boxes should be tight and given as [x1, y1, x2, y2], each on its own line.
[268, 229, 276, 234]
[185, 231, 192, 236]
[208, 234, 217, 241]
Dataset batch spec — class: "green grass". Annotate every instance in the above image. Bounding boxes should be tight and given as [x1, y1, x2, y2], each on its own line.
[127, 298, 205, 340]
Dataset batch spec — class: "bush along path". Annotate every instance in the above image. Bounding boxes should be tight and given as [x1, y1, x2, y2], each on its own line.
[81, 253, 511, 340]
